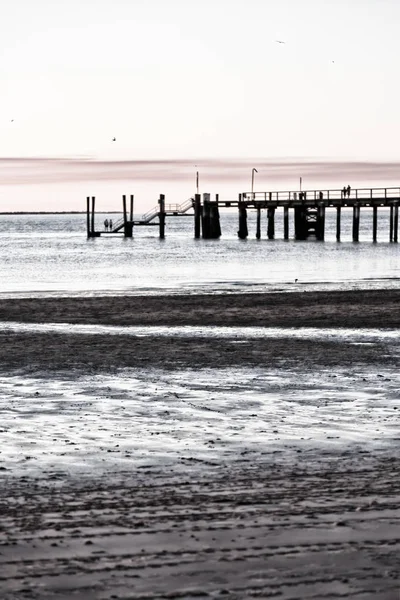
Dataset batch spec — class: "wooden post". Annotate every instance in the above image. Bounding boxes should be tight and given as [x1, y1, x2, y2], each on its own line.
[372, 206, 378, 242]
[389, 205, 394, 242]
[267, 207, 275, 240]
[210, 198, 221, 238]
[394, 203, 399, 243]
[294, 206, 307, 240]
[317, 204, 325, 241]
[283, 206, 289, 240]
[237, 194, 248, 239]
[202, 193, 211, 238]
[336, 206, 341, 242]
[122, 195, 129, 237]
[86, 196, 91, 237]
[122, 195, 127, 225]
[256, 207, 261, 239]
[194, 193, 201, 239]
[91, 196, 95, 235]
[130, 195, 134, 221]
[352, 204, 360, 242]
[158, 194, 166, 239]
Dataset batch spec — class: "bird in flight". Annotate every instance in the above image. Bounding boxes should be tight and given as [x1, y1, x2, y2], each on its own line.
[275, 40, 285, 44]
[112, 137, 116, 141]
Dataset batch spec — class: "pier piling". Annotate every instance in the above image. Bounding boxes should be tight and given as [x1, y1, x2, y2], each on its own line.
[336, 206, 341, 242]
[130, 195, 134, 222]
[209, 195, 221, 238]
[389, 206, 394, 242]
[317, 204, 325, 241]
[159, 194, 166, 239]
[122, 195, 132, 237]
[394, 203, 399, 243]
[238, 195, 248, 239]
[194, 194, 201, 239]
[352, 204, 360, 242]
[267, 207, 275, 240]
[283, 206, 289, 240]
[202, 193, 211, 239]
[256, 207, 261, 239]
[373, 206, 378, 242]
[91, 196, 95, 235]
[86, 197, 91, 237]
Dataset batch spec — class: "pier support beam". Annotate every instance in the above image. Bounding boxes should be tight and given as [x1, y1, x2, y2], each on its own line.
[122, 195, 133, 237]
[207, 195, 221, 239]
[352, 204, 360, 242]
[372, 206, 378, 242]
[91, 196, 95, 235]
[256, 207, 261, 239]
[336, 206, 341, 242]
[193, 194, 202, 240]
[394, 203, 399, 243]
[158, 194, 166, 239]
[283, 206, 289, 240]
[238, 195, 248, 239]
[267, 207, 275, 240]
[202, 193, 211, 239]
[130, 195, 134, 222]
[317, 204, 325, 241]
[194, 194, 201, 239]
[294, 206, 307, 240]
[389, 206, 394, 242]
[86, 196, 91, 237]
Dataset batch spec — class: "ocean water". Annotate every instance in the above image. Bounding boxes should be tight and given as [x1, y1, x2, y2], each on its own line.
[0, 209, 398, 297]
[1, 210, 399, 478]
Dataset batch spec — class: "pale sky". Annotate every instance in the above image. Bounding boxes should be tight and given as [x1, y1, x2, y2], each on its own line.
[1, 0, 400, 210]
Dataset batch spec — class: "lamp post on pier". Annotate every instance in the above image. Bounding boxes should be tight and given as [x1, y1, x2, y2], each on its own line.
[251, 168, 258, 199]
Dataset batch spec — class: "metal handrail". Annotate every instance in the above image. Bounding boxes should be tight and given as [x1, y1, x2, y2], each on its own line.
[111, 217, 125, 231]
[141, 197, 194, 222]
[242, 187, 400, 203]
[141, 207, 159, 223]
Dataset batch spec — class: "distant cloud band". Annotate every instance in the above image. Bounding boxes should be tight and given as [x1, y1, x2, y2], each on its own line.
[0, 157, 400, 185]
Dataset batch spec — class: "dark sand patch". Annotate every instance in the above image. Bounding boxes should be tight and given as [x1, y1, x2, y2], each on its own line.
[0, 289, 399, 328]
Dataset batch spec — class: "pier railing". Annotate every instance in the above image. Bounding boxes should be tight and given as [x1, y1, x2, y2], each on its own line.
[110, 197, 194, 232]
[242, 187, 400, 203]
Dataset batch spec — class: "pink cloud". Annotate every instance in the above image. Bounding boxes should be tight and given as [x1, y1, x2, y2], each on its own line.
[1, 157, 400, 185]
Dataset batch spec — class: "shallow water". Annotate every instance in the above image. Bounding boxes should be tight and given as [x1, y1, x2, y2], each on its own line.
[1, 363, 398, 478]
[2, 321, 400, 343]
[0, 211, 399, 297]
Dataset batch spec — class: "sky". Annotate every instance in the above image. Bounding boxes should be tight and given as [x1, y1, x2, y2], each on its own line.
[1, 0, 400, 211]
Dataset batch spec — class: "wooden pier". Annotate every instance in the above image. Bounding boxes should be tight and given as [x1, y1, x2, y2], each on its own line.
[86, 186, 400, 242]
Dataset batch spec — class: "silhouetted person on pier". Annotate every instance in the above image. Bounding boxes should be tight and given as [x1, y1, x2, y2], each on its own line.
[342, 186, 347, 198]
[346, 185, 351, 197]
[109, 219, 113, 231]
[319, 191, 324, 200]
[104, 218, 109, 231]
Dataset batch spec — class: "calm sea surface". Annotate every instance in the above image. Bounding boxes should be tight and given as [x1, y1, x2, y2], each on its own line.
[0, 210, 398, 297]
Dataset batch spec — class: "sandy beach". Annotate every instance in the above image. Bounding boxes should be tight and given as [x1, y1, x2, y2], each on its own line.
[0, 290, 399, 599]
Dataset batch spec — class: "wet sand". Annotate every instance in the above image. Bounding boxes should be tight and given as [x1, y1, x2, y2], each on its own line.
[0, 290, 399, 599]
[0, 288, 399, 328]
